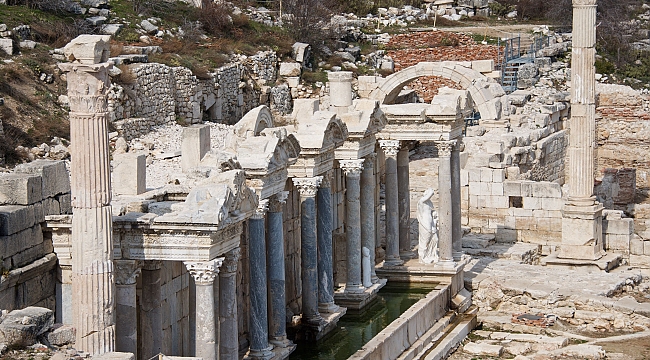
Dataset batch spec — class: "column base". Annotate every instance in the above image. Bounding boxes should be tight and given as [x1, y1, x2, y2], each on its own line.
[318, 302, 341, 314]
[343, 284, 365, 294]
[433, 259, 457, 271]
[400, 250, 417, 261]
[560, 204, 604, 261]
[371, 275, 380, 284]
[269, 336, 294, 348]
[384, 256, 404, 266]
[452, 251, 463, 262]
[245, 345, 274, 360]
[291, 307, 347, 342]
[268, 342, 296, 360]
[334, 279, 387, 310]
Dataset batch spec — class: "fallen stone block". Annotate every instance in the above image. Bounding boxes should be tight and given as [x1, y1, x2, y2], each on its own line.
[47, 324, 75, 346]
[0, 307, 54, 347]
[463, 342, 503, 356]
[279, 62, 302, 77]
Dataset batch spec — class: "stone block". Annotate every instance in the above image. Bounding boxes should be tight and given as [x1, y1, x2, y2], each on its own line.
[531, 182, 562, 198]
[460, 169, 469, 186]
[468, 168, 481, 183]
[46, 324, 75, 346]
[605, 234, 630, 251]
[15, 160, 70, 199]
[57, 193, 72, 214]
[113, 153, 146, 196]
[463, 342, 503, 357]
[63, 34, 110, 64]
[504, 181, 521, 196]
[0, 174, 43, 206]
[279, 62, 302, 77]
[522, 197, 541, 210]
[181, 125, 210, 172]
[492, 169, 506, 183]
[0, 307, 54, 347]
[0, 205, 35, 236]
[629, 236, 644, 255]
[0, 38, 13, 55]
[541, 197, 565, 211]
[603, 218, 634, 235]
[491, 182, 504, 196]
[480, 168, 492, 182]
[0, 224, 43, 258]
[471, 60, 494, 73]
[93, 353, 135, 360]
[485, 141, 503, 155]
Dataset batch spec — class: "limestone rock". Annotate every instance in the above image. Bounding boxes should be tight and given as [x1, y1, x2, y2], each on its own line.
[0, 307, 54, 347]
[279, 62, 301, 77]
[47, 324, 75, 346]
[140, 20, 158, 35]
[0, 38, 13, 55]
[463, 342, 503, 356]
[63, 34, 110, 64]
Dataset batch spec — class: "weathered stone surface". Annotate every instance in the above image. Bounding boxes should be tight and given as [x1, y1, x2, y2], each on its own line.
[47, 324, 76, 346]
[0, 174, 42, 205]
[63, 34, 110, 64]
[0, 38, 13, 55]
[15, 160, 70, 198]
[0, 205, 36, 236]
[463, 342, 503, 356]
[279, 62, 301, 77]
[0, 307, 54, 347]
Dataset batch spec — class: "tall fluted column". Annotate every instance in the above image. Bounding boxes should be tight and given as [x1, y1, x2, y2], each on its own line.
[379, 140, 403, 266]
[220, 249, 241, 360]
[451, 141, 463, 261]
[317, 176, 338, 313]
[114, 260, 141, 357]
[398, 146, 414, 260]
[248, 200, 273, 360]
[436, 140, 456, 269]
[186, 259, 223, 360]
[293, 177, 324, 326]
[360, 154, 378, 283]
[340, 159, 365, 294]
[140, 260, 163, 359]
[561, 0, 604, 260]
[59, 35, 115, 355]
[267, 192, 293, 346]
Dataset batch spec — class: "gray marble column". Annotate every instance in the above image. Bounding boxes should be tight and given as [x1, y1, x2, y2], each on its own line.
[248, 200, 273, 360]
[292, 177, 324, 325]
[360, 154, 378, 283]
[267, 192, 293, 346]
[340, 160, 365, 293]
[140, 260, 163, 359]
[436, 140, 456, 269]
[451, 141, 463, 261]
[317, 176, 338, 313]
[220, 248, 241, 360]
[398, 146, 414, 260]
[379, 140, 403, 266]
[115, 260, 141, 357]
[186, 259, 223, 360]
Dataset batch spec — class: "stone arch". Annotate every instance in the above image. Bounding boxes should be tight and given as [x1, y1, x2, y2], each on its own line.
[235, 105, 274, 138]
[369, 62, 504, 120]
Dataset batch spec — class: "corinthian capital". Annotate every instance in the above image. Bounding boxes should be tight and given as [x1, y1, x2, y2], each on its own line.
[339, 159, 365, 178]
[114, 260, 141, 286]
[436, 140, 456, 158]
[221, 248, 241, 274]
[293, 176, 323, 198]
[252, 199, 269, 220]
[185, 259, 224, 285]
[379, 140, 400, 157]
[269, 191, 289, 213]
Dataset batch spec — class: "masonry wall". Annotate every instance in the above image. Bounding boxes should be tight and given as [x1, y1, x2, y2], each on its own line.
[0, 160, 71, 312]
[282, 180, 303, 318]
[158, 261, 191, 356]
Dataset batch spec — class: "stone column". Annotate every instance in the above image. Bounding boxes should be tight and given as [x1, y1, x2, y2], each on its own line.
[317, 175, 338, 313]
[451, 141, 463, 261]
[360, 154, 378, 283]
[561, 0, 604, 260]
[379, 140, 403, 266]
[248, 200, 273, 360]
[220, 249, 241, 360]
[59, 35, 115, 355]
[328, 71, 353, 112]
[398, 146, 414, 260]
[340, 159, 365, 294]
[186, 259, 223, 360]
[292, 177, 324, 326]
[114, 260, 141, 357]
[267, 192, 293, 346]
[140, 260, 163, 359]
[436, 140, 456, 269]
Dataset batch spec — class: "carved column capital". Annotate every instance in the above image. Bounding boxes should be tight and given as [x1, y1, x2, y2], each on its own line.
[221, 248, 241, 274]
[379, 140, 400, 157]
[252, 199, 269, 220]
[436, 140, 456, 158]
[364, 153, 377, 168]
[340, 159, 365, 178]
[572, 0, 596, 5]
[292, 176, 323, 198]
[185, 259, 223, 285]
[269, 191, 289, 213]
[114, 260, 141, 286]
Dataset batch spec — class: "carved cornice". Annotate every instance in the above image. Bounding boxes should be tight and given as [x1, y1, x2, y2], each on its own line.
[436, 140, 456, 157]
[339, 159, 365, 178]
[379, 140, 400, 157]
[292, 176, 323, 198]
[115, 260, 141, 286]
[269, 191, 289, 213]
[221, 248, 241, 274]
[185, 258, 224, 284]
[251, 199, 269, 220]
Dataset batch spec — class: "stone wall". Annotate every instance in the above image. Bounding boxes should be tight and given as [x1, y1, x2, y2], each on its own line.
[282, 180, 303, 319]
[0, 160, 71, 312]
[159, 260, 191, 356]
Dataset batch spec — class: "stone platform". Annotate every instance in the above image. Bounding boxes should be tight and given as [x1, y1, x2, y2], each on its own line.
[290, 306, 347, 342]
[540, 252, 622, 272]
[268, 343, 296, 360]
[376, 257, 467, 283]
[333, 279, 387, 310]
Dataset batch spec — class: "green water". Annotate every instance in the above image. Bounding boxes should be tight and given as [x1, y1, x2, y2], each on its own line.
[290, 283, 437, 360]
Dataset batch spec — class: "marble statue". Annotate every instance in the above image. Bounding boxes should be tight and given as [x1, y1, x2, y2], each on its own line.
[417, 188, 439, 264]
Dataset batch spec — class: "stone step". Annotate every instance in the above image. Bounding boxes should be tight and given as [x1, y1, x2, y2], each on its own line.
[462, 233, 496, 249]
[463, 242, 540, 264]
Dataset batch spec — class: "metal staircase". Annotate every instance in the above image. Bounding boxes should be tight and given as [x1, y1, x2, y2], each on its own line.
[496, 34, 551, 94]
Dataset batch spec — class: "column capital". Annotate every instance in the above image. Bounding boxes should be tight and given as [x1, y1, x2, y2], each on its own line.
[379, 140, 400, 157]
[436, 140, 456, 158]
[572, 0, 596, 5]
[364, 153, 377, 164]
[268, 191, 289, 213]
[340, 159, 365, 178]
[221, 248, 241, 274]
[115, 260, 141, 286]
[252, 199, 269, 220]
[293, 176, 323, 198]
[320, 173, 332, 189]
[142, 260, 163, 271]
[185, 259, 223, 285]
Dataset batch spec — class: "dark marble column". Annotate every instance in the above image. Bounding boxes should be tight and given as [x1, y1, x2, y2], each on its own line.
[248, 200, 273, 360]
[267, 192, 293, 346]
[317, 176, 338, 313]
[451, 140, 463, 261]
[293, 176, 324, 325]
[340, 159, 365, 294]
[360, 154, 378, 283]
[140, 260, 163, 359]
[220, 248, 241, 360]
[114, 260, 140, 357]
[185, 260, 222, 360]
[436, 140, 456, 269]
[398, 146, 415, 260]
[379, 140, 403, 266]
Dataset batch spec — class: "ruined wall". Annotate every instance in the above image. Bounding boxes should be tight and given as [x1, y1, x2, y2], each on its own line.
[159, 260, 191, 356]
[0, 160, 71, 312]
[282, 180, 303, 319]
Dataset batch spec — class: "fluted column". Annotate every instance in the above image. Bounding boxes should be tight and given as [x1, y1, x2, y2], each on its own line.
[186, 259, 223, 360]
[340, 159, 365, 294]
[114, 260, 141, 357]
[140, 260, 163, 359]
[398, 146, 414, 260]
[360, 154, 378, 283]
[451, 141, 463, 261]
[220, 249, 241, 360]
[267, 192, 293, 346]
[60, 36, 115, 355]
[317, 176, 338, 313]
[293, 177, 324, 326]
[436, 140, 456, 269]
[379, 140, 403, 266]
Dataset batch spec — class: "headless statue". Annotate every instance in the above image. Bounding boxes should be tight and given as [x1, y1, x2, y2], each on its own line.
[417, 188, 439, 264]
